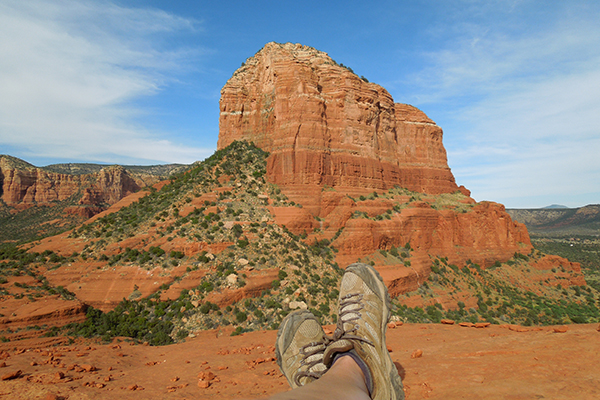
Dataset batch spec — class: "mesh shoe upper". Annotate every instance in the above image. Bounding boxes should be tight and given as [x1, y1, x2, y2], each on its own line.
[276, 309, 328, 388]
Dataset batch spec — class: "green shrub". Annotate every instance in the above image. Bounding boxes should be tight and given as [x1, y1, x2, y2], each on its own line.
[235, 312, 247, 323]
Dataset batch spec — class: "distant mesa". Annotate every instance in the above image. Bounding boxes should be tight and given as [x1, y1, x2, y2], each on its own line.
[508, 204, 600, 236]
[0, 154, 188, 240]
[544, 204, 568, 209]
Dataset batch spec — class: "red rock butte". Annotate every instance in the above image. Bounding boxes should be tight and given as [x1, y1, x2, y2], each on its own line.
[217, 42, 535, 283]
[218, 42, 468, 201]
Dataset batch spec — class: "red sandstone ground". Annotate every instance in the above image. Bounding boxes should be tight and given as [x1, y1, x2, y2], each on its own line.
[1, 323, 599, 399]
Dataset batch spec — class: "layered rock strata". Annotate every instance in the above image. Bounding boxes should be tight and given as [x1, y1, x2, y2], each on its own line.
[214, 42, 558, 295]
[218, 42, 465, 199]
[0, 155, 162, 212]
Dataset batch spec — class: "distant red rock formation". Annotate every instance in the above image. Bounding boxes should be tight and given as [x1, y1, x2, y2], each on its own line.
[0, 156, 159, 215]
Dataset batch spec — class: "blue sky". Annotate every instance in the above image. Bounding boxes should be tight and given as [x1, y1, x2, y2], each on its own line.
[1, 0, 599, 209]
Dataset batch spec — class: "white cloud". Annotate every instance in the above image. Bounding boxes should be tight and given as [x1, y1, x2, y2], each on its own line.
[0, 0, 210, 164]
[409, 3, 600, 208]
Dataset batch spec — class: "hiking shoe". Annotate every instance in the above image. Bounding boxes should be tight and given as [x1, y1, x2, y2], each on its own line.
[324, 262, 404, 400]
[276, 309, 328, 388]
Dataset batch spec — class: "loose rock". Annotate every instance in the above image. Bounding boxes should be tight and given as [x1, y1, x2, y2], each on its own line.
[1, 370, 22, 380]
[411, 349, 423, 359]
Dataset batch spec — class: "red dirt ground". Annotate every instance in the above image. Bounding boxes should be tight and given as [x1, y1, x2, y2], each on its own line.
[1, 323, 599, 399]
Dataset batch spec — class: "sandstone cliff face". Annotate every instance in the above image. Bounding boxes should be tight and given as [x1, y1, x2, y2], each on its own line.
[217, 42, 531, 276]
[0, 156, 153, 210]
[218, 42, 462, 198]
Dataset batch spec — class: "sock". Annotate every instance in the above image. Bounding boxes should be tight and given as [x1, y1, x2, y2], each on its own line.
[331, 350, 373, 395]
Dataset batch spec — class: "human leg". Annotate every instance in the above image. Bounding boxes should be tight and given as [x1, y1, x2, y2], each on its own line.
[269, 355, 370, 400]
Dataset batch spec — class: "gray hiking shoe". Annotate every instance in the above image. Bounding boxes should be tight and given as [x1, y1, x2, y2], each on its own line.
[276, 309, 328, 388]
[324, 263, 404, 400]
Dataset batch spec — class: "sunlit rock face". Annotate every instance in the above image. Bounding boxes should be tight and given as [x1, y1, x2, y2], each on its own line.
[218, 42, 463, 198]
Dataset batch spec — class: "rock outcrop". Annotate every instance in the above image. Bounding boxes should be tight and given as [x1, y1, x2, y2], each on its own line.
[218, 42, 466, 203]
[0, 155, 167, 212]
[217, 42, 533, 284]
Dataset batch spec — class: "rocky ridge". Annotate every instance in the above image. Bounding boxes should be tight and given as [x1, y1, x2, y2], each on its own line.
[508, 204, 600, 236]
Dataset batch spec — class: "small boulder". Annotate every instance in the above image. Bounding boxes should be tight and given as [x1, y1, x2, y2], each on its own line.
[198, 380, 210, 388]
[508, 325, 529, 333]
[411, 349, 423, 359]
[226, 274, 238, 285]
[198, 371, 216, 381]
[81, 364, 96, 372]
[553, 326, 568, 333]
[289, 301, 308, 310]
[1, 370, 21, 380]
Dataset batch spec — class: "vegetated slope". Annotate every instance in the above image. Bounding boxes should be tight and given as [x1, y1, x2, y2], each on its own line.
[507, 205, 600, 236]
[531, 237, 600, 293]
[0, 197, 86, 243]
[508, 205, 600, 295]
[1, 141, 345, 344]
[2, 141, 598, 348]
[392, 252, 598, 326]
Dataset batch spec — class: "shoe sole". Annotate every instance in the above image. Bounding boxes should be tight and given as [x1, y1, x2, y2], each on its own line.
[345, 263, 404, 400]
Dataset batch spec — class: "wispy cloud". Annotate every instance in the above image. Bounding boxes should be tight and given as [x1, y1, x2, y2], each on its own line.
[406, 2, 600, 208]
[0, 0, 210, 165]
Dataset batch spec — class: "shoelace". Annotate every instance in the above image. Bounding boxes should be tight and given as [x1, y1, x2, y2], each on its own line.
[293, 292, 375, 386]
[330, 293, 375, 347]
[293, 341, 328, 386]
